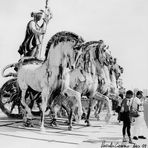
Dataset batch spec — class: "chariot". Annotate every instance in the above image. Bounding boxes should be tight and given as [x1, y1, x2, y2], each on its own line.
[0, 59, 43, 118]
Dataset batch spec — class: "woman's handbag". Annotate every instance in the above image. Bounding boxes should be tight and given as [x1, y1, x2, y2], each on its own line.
[119, 112, 124, 121]
[129, 108, 139, 117]
[119, 102, 125, 121]
[129, 98, 140, 118]
[115, 106, 121, 113]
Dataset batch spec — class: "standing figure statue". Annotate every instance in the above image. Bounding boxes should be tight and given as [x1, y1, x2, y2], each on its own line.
[18, 6, 52, 59]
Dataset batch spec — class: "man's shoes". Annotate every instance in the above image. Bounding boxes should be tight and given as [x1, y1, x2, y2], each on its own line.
[138, 136, 146, 139]
[133, 136, 138, 140]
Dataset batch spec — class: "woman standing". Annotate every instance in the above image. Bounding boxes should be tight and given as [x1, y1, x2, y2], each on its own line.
[120, 90, 134, 144]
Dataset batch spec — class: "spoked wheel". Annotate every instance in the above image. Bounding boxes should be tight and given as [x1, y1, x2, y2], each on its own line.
[0, 78, 42, 118]
[0, 78, 22, 118]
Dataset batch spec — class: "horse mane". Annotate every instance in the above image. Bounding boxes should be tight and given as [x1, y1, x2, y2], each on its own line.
[82, 41, 102, 62]
[77, 41, 99, 74]
[82, 41, 100, 51]
[45, 31, 84, 60]
[19, 58, 43, 66]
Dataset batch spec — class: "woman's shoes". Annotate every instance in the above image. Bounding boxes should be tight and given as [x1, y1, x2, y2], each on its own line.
[123, 137, 134, 144]
[129, 137, 134, 144]
[133, 136, 138, 140]
[138, 136, 146, 139]
[122, 137, 127, 142]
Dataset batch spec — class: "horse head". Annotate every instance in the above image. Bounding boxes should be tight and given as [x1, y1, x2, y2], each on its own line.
[95, 41, 110, 66]
[113, 64, 124, 80]
[75, 41, 100, 72]
[102, 45, 113, 67]
[70, 37, 84, 69]
[45, 31, 84, 70]
[61, 33, 84, 70]
[70, 68, 86, 88]
[108, 61, 124, 96]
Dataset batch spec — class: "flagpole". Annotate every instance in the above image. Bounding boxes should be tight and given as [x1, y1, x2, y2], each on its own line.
[39, 0, 52, 59]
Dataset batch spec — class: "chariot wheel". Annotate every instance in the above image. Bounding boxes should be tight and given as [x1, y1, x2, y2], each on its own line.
[0, 78, 22, 118]
[0, 78, 41, 118]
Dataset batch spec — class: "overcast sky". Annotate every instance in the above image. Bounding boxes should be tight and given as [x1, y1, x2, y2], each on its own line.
[0, 0, 148, 90]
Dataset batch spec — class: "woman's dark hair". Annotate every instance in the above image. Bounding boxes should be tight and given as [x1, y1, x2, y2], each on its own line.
[136, 91, 143, 96]
[31, 12, 35, 17]
[119, 93, 124, 99]
[126, 90, 133, 96]
[31, 11, 42, 21]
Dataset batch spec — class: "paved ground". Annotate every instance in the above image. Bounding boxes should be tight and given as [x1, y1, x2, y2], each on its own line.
[0, 109, 148, 148]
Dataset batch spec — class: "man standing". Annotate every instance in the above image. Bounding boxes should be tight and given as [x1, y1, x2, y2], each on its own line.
[132, 91, 146, 140]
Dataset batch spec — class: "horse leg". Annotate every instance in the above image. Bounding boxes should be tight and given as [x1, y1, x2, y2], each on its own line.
[94, 100, 104, 120]
[73, 91, 83, 121]
[104, 96, 112, 122]
[81, 106, 87, 120]
[85, 99, 93, 126]
[68, 108, 73, 131]
[50, 104, 60, 127]
[40, 87, 49, 131]
[98, 101, 104, 120]
[21, 89, 33, 127]
[63, 88, 82, 121]
[81, 96, 88, 120]
[94, 100, 100, 118]
[94, 92, 112, 122]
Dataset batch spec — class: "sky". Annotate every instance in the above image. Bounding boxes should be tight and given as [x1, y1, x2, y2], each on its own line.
[0, 0, 148, 90]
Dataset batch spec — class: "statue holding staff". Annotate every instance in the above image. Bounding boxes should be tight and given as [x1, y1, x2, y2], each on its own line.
[18, 0, 52, 59]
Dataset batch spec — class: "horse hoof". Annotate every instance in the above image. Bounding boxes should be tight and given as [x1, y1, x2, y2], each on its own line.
[95, 114, 100, 119]
[29, 122, 34, 127]
[97, 117, 100, 121]
[50, 119, 57, 127]
[94, 114, 98, 118]
[81, 116, 85, 120]
[85, 120, 90, 126]
[23, 119, 34, 127]
[40, 127, 46, 132]
[51, 122, 58, 127]
[23, 123, 28, 127]
[81, 113, 86, 120]
[65, 121, 69, 125]
[68, 126, 72, 131]
[53, 123, 58, 127]
[105, 115, 111, 123]
[86, 123, 90, 126]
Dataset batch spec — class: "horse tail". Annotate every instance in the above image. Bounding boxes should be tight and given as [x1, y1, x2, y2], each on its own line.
[1, 63, 18, 78]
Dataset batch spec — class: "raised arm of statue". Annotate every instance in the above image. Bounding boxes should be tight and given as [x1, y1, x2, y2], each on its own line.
[43, 7, 52, 24]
